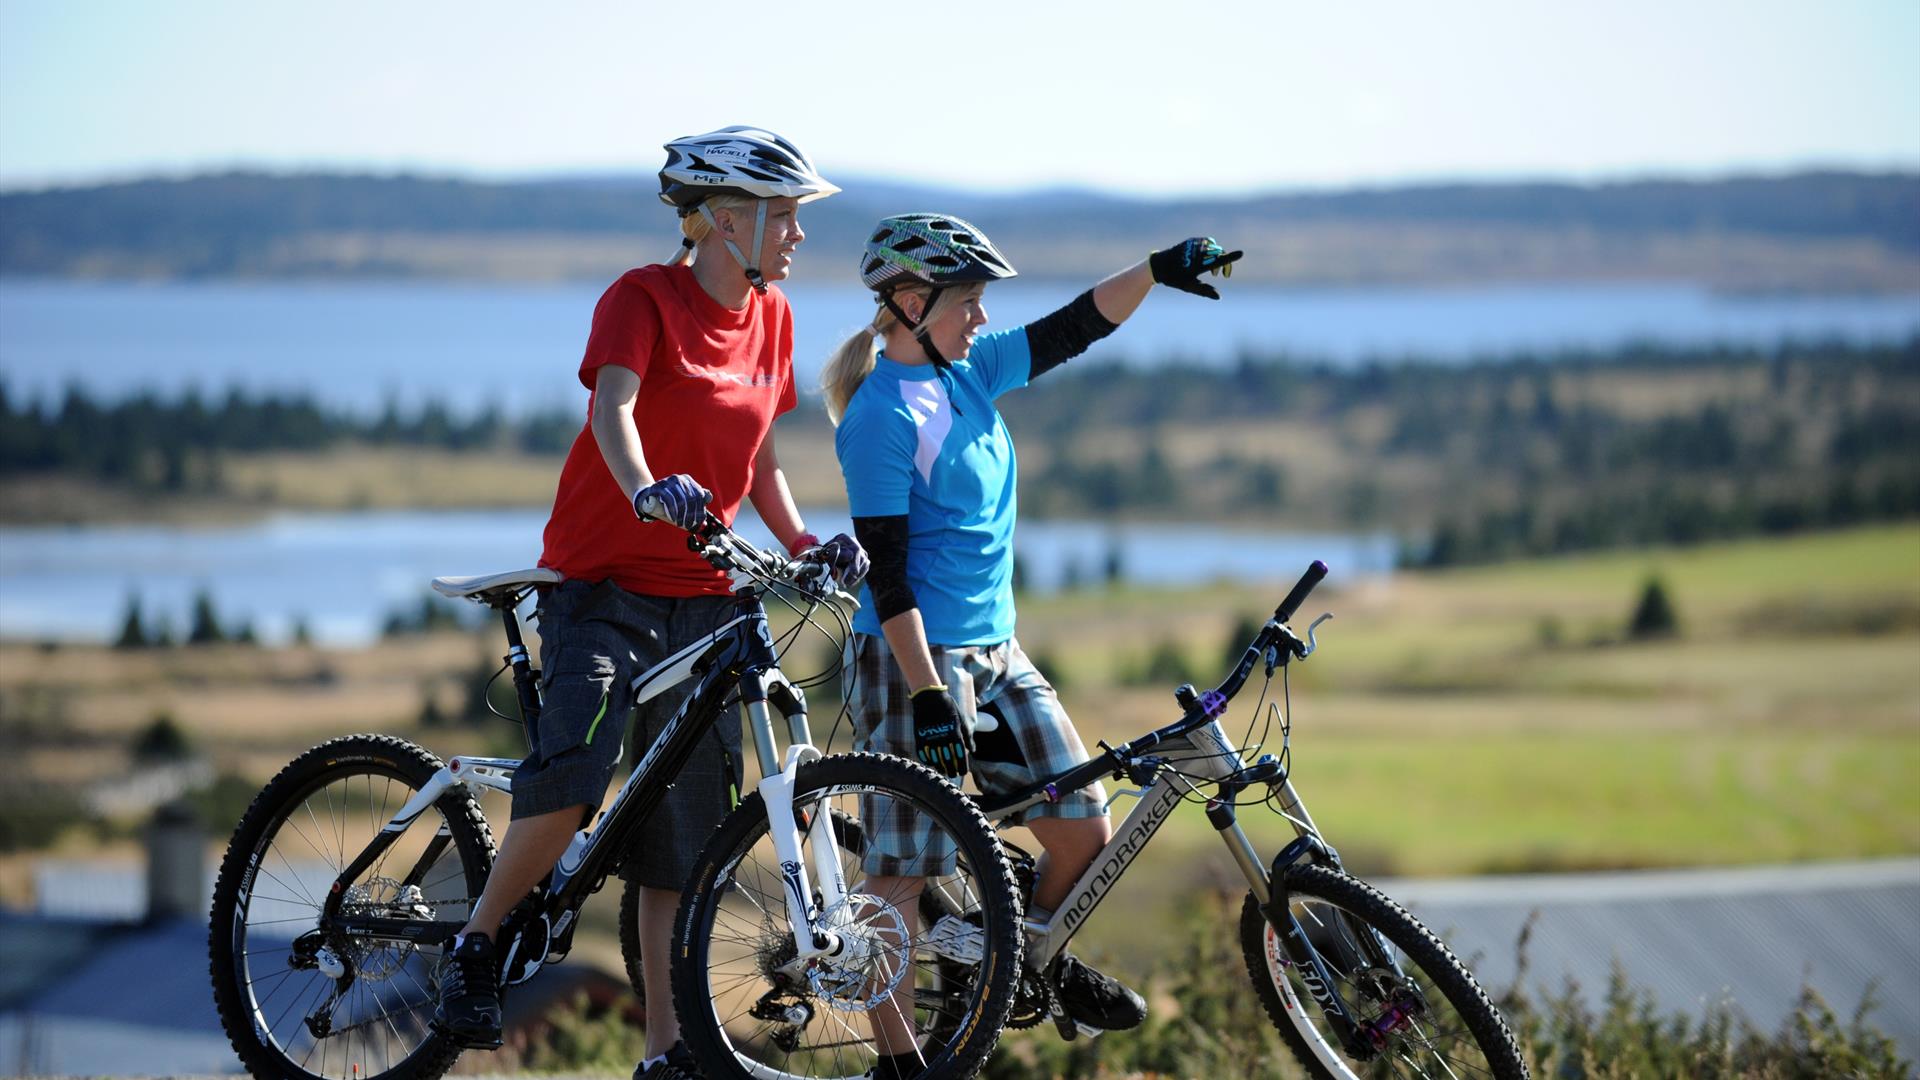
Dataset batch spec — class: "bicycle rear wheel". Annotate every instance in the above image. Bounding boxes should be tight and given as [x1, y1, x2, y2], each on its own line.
[672, 753, 1021, 1080]
[1240, 864, 1529, 1079]
[209, 735, 494, 1080]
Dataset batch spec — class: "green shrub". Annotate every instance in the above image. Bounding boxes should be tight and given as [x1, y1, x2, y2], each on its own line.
[508, 889, 1912, 1078]
[1627, 574, 1681, 640]
[131, 712, 194, 761]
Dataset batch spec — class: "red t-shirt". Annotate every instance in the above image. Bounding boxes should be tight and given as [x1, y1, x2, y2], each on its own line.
[540, 264, 797, 596]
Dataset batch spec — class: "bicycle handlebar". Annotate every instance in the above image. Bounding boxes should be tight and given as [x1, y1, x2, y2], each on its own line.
[639, 501, 859, 607]
[1273, 560, 1329, 623]
[1197, 561, 1330, 710]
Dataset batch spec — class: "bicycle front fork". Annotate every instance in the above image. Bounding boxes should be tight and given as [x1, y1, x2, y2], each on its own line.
[741, 672, 850, 963]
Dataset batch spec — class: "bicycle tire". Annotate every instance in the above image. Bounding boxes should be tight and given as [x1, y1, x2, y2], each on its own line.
[1239, 864, 1529, 1080]
[672, 753, 1021, 1080]
[209, 734, 495, 1080]
[619, 874, 647, 1009]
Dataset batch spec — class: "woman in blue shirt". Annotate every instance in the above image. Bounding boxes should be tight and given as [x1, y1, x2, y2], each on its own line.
[824, 214, 1238, 1077]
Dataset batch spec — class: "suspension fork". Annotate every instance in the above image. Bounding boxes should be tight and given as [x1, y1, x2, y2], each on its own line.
[1248, 776, 1412, 1058]
[741, 670, 849, 960]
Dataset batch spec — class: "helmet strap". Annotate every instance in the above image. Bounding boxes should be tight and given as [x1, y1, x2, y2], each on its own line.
[697, 200, 771, 294]
[879, 286, 949, 365]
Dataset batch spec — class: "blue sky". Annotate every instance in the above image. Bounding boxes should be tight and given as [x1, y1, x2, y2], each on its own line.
[2, 0, 1915, 194]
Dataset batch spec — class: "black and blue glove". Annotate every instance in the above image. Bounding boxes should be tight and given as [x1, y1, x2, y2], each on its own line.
[632, 474, 711, 530]
[911, 685, 972, 780]
[1148, 237, 1243, 300]
[797, 533, 870, 589]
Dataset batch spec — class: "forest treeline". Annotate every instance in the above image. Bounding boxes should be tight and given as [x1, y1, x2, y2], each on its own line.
[4, 337, 1917, 566]
[1000, 338, 1920, 564]
[3, 169, 1915, 281]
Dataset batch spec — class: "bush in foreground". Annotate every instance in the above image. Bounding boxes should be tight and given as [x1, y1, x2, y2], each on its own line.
[520, 889, 1911, 1078]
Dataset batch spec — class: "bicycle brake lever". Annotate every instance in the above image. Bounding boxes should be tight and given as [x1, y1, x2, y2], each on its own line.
[1299, 613, 1334, 658]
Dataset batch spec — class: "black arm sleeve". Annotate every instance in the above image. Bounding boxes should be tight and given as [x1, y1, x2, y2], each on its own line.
[1024, 289, 1119, 382]
[852, 514, 917, 623]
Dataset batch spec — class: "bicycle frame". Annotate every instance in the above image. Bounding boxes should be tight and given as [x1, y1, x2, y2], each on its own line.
[969, 563, 1415, 1058]
[974, 707, 1300, 967]
[322, 563, 849, 985]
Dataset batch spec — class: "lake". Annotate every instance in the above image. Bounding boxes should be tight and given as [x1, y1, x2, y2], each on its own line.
[3, 278, 1914, 643]
[3, 279, 1916, 416]
[0, 508, 1397, 645]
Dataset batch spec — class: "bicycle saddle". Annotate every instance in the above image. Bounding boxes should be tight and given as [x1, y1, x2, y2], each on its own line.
[431, 567, 562, 603]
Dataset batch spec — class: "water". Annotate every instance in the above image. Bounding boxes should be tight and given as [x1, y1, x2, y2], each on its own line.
[2, 280, 1915, 416]
[0, 507, 1396, 645]
[3, 278, 1911, 642]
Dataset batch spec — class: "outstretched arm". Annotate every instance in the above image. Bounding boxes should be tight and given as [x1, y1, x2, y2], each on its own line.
[1090, 260, 1156, 326]
[1027, 238, 1242, 382]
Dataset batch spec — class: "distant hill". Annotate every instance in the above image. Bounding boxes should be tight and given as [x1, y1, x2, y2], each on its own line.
[3, 170, 1916, 292]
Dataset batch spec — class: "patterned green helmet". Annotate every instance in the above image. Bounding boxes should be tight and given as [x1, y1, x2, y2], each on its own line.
[859, 213, 1018, 294]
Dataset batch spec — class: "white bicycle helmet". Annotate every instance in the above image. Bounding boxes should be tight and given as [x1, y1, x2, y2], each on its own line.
[659, 126, 838, 292]
[659, 126, 839, 210]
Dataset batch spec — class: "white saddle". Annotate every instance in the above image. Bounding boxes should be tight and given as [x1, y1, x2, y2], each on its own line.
[431, 567, 562, 601]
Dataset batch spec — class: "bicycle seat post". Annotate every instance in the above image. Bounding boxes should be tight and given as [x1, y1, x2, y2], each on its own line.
[498, 591, 542, 736]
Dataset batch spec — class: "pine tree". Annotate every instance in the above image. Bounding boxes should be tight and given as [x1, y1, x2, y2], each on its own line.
[187, 588, 225, 645]
[113, 592, 149, 649]
[1628, 575, 1680, 640]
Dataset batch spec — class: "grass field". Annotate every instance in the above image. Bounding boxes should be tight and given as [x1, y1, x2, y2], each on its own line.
[5, 524, 1917, 971]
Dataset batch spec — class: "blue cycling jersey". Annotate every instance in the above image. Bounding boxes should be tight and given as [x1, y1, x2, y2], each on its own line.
[835, 328, 1032, 645]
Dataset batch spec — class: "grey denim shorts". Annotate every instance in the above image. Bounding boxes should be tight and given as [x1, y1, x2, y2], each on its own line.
[510, 579, 744, 890]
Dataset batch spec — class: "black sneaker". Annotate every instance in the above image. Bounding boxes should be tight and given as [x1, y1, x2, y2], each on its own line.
[1054, 953, 1147, 1031]
[633, 1040, 703, 1079]
[432, 932, 502, 1048]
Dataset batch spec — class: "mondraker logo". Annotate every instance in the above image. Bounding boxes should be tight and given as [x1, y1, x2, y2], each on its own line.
[1060, 787, 1180, 935]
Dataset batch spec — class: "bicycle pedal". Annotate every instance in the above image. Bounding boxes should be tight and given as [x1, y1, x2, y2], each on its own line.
[923, 913, 986, 965]
[1048, 1009, 1106, 1042]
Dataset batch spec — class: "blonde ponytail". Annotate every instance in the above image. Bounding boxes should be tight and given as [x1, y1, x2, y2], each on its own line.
[822, 285, 977, 424]
[823, 315, 887, 425]
[666, 193, 758, 266]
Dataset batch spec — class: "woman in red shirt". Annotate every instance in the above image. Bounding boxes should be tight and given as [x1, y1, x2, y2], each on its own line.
[434, 127, 864, 1080]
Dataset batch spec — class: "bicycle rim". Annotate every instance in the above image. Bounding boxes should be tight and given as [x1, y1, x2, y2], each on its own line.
[217, 748, 486, 1080]
[678, 757, 1019, 1080]
[1251, 869, 1528, 1079]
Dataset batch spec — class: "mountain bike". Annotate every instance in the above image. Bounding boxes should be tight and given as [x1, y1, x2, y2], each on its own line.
[769, 561, 1532, 1080]
[207, 513, 1023, 1080]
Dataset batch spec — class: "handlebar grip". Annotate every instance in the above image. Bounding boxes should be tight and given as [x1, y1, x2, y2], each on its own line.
[1273, 560, 1329, 623]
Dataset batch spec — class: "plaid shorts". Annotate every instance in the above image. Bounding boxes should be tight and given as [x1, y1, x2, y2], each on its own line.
[511, 579, 743, 890]
[848, 632, 1106, 876]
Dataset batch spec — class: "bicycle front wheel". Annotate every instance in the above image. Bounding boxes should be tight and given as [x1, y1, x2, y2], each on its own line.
[672, 752, 1022, 1080]
[209, 735, 494, 1080]
[1240, 864, 1529, 1079]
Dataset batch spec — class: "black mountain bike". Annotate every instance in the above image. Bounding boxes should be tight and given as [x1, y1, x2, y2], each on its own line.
[207, 514, 1023, 1080]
